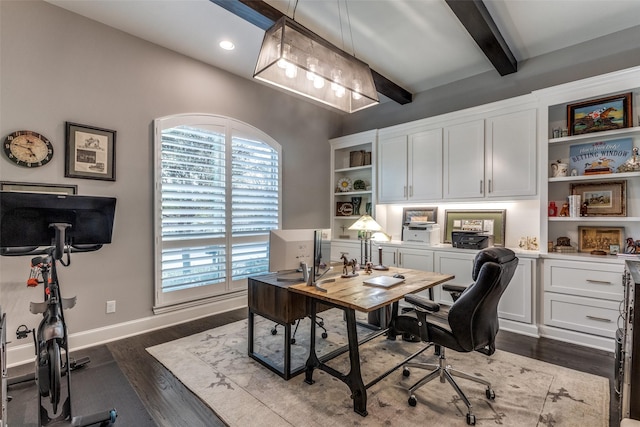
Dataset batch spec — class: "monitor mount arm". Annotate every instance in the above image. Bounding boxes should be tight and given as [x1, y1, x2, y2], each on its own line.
[302, 262, 334, 293]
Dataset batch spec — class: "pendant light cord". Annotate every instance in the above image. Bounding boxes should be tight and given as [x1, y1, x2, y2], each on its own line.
[344, 0, 358, 58]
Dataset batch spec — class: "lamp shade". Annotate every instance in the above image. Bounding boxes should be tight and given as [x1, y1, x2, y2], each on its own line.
[254, 16, 379, 113]
[348, 214, 383, 232]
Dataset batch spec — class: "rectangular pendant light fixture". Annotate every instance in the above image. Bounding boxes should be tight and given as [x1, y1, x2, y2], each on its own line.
[254, 16, 379, 113]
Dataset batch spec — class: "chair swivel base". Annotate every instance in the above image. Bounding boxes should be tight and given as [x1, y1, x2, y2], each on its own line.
[402, 348, 495, 426]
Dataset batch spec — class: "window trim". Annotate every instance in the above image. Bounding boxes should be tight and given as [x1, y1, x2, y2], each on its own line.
[153, 114, 282, 312]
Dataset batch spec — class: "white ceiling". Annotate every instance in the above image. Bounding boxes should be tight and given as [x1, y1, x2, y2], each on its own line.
[46, 0, 640, 99]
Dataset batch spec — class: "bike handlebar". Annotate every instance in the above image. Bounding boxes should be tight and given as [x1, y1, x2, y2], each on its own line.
[0, 244, 103, 257]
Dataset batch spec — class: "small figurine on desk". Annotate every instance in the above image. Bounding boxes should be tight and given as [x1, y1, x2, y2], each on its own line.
[559, 202, 570, 217]
[340, 253, 359, 278]
[364, 262, 373, 275]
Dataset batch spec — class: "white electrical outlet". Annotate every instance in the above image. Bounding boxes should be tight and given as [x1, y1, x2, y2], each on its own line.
[106, 300, 116, 313]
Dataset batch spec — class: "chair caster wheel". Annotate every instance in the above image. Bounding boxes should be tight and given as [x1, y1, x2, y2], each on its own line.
[466, 413, 476, 425]
[486, 387, 495, 400]
[318, 321, 324, 327]
[271, 328, 277, 335]
[321, 332, 328, 339]
[402, 367, 410, 377]
[290, 338, 296, 345]
[408, 395, 417, 407]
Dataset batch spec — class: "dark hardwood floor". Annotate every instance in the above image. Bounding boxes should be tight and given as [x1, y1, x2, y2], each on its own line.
[12, 308, 617, 426]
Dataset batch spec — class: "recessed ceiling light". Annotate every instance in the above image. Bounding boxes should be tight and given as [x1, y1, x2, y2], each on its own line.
[219, 40, 235, 51]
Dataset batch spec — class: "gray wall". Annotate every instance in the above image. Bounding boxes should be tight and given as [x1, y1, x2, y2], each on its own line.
[0, 1, 340, 343]
[340, 25, 640, 136]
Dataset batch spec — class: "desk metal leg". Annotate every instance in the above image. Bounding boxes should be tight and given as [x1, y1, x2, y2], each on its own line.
[303, 300, 368, 416]
[248, 309, 255, 355]
[304, 301, 320, 385]
[343, 308, 367, 416]
[283, 321, 292, 380]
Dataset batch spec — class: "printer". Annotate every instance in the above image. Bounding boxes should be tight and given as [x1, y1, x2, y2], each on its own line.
[451, 230, 494, 249]
[402, 221, 440, 245]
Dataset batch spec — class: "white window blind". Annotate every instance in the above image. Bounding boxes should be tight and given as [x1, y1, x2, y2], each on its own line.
[154, 115, 280, 310]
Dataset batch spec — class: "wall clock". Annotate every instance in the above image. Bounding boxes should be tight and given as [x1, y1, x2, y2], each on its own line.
[3, 130, 54, 167]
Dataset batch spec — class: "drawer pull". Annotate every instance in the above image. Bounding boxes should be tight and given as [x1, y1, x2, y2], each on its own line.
[586, 279, 613, 285]
[586, 315, 612, 323]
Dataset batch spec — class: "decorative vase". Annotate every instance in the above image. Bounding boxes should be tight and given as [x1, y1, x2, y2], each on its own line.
[351, 197, 362, 215]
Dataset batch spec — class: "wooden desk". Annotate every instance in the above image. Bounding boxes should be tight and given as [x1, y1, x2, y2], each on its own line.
[289, 268, 454, 416]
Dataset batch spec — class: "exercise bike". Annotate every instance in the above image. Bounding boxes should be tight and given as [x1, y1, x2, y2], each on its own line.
[0, 191, 118, 426]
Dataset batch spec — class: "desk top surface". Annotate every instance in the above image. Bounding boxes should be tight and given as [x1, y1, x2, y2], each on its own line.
[281, 266, 454, 313]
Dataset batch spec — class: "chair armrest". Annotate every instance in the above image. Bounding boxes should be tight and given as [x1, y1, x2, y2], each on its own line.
[404, 294, 440, 312]
[442, 284, 467, 293]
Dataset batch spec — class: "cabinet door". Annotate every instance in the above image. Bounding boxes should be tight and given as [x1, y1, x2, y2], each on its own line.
[330, 241, 360, 262]
[486, 109, 537, 197]
[398, 248, 434, 271]
[378, 135, 408, 202]
[498, 258, 533, 323]
[408, 129, 442, 200]
[443, 120, 485, 199]
[433, 251, 475, 304]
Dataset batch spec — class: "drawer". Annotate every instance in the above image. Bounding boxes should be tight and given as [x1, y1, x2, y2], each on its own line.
[544, 259, 623, 301]
[544, 292, 621, 338]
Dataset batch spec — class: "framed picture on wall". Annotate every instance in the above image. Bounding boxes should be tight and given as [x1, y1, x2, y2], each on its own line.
[65, 122, 116, 181]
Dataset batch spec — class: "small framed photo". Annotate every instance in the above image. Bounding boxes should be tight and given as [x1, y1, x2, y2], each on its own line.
[336, 202, 354, 216]
[578, 226, 624, 254]
[609, 244, 620, 255]
[570, 181, 626, 216]
[65, 122, 116, 181]
[567, 92, 632, 136]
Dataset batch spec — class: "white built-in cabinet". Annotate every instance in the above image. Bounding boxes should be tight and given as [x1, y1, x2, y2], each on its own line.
[443, 108, 537, 199]
[378, 244, 434, 271]
[378, 128, 443, 203]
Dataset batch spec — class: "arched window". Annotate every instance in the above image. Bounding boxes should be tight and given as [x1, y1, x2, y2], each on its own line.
[153, 114, 280, 311]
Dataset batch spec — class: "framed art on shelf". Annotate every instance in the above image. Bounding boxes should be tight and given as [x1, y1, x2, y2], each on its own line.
[570, 181, 626, 216]
[578, 226, 624, 254]
[567, 92, 632, 136]
[65, 122, 116, 181]
[402, 207, 437, 225]
[336, 202, 354, 216]
[444, 210, 506, 246]
[0, 181, 77, 195]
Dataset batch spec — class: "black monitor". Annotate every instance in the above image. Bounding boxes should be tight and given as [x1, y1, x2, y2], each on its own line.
[0, 191, 117, 248]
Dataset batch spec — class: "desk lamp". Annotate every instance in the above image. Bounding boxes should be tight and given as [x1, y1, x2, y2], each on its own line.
[348, 214, 383, 266]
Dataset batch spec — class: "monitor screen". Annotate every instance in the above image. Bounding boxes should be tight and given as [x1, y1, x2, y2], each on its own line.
[0, 191, 117, 247]
[268, 229, 315, 272]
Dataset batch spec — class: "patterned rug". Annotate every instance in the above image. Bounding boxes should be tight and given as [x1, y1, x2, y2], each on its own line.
[147, 309, 609, 426]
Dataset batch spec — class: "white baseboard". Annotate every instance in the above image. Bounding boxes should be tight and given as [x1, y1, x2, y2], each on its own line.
[7, 295, 247, 368]
[499, 319, 540, 338]
[538, 325, 615, 353]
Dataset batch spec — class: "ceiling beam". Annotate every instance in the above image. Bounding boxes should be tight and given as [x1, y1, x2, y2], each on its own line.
[210, 0, 413, 105]
[445, 0, 517, 76]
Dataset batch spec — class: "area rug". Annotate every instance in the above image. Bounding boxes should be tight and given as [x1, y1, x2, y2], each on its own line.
[147, 309, 609, 426]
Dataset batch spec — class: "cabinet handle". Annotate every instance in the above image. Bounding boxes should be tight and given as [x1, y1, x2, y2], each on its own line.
[399, 253, 403, 266]
[586, 279, 613, 285]
[480, 180, 483, 194]
[404, 186, 407, 197]
[586, 315, 612, 323]
[409, 185, 413, 197]
[488, 179, 492, 193]
[393, 252, 396, 264]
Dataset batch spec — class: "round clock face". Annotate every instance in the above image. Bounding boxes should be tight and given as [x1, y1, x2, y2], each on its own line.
[3, 130, 54, 167]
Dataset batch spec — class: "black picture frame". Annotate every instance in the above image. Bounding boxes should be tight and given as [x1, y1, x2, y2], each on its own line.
[567, 92, 633, 136]
[0, 181, 77, 195]
[65, 122, 116, 181]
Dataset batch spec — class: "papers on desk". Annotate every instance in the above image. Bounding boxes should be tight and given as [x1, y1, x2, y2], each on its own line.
[362, 276, 405, 288]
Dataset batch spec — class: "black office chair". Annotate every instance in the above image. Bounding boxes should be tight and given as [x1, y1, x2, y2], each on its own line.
[388, 247, 518, 425]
